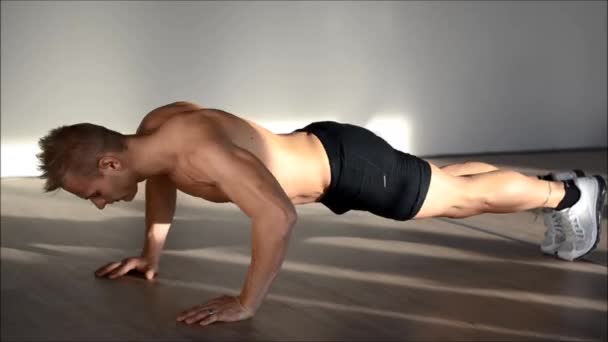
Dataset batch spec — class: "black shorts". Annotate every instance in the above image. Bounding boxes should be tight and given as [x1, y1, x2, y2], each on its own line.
[295, 121, 432, 221]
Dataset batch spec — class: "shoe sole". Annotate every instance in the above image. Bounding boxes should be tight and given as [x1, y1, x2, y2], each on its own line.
[572, 175, 607, 261]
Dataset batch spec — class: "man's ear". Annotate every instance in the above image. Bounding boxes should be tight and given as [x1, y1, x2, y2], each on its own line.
[98, 155, 122, 172]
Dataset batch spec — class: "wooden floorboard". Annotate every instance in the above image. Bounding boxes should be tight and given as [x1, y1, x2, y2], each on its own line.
[2, 150, 606, 341]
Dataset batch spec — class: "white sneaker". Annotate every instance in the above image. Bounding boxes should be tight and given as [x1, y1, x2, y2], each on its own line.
[556, 176, 606, 261]
[540, 170, 585, 255]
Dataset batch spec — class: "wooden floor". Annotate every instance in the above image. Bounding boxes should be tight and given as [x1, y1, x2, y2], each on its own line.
[2, 149, 607, 341]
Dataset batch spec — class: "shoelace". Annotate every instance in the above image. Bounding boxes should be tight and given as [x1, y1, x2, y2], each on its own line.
[563, 213, 584, 241]
[547, 211, 565, 237]
[537, 208, 564, 237]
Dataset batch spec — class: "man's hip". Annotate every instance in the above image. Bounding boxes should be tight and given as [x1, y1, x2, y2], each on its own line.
[295, 121, 431, 221]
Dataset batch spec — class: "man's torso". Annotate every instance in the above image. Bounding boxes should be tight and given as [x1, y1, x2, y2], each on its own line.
[143, 106, 331, 205]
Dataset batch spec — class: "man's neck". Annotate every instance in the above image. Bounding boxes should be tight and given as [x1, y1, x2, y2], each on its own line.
[124, 134, 176, 181]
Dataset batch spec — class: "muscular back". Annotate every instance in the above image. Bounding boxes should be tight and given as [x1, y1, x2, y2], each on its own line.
[137, 102, 331, 206]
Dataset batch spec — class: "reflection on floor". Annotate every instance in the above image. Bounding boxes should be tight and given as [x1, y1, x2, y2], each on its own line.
[2, 149, 607, 341]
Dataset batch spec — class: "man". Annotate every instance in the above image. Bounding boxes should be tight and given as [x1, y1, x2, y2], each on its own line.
[36, 101, 606, 327]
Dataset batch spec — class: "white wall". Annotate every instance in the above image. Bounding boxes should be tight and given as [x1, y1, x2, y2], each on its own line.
[2, 1, 606, 177]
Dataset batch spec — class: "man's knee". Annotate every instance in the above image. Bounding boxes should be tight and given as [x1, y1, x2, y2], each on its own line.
[445, 177, 490, 218]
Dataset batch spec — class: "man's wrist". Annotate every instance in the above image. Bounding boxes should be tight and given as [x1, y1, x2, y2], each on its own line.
[140, 248, 160, 264]
[146, 228, 167, 241]
[236, 295, 258, 315]
[142, 231, 166, 263]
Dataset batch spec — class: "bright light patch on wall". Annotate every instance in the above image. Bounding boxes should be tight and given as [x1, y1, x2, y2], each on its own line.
[364, 114, 413, 153]
[1, 142, 42, 178]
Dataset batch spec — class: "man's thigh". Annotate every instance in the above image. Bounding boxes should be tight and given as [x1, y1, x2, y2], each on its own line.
[413, 161, 474, 219]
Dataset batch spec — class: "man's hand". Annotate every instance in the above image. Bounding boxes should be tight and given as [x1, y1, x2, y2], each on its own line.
[95, 256, 158, 280]
[176, 295, 254, 326]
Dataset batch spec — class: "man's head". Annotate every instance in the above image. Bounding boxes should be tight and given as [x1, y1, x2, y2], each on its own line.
[37, 123, 139, 209]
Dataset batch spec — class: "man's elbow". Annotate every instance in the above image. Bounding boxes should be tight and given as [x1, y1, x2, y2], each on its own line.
[275, 206, 297, 227]
[284, 208, 298, 226]
[262, 207, 297, 235]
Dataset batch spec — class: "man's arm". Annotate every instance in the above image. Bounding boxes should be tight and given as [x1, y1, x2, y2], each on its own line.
[191, 139, 297, 313]
[140, 174, 176, 268]
[136, 104, 185, 267]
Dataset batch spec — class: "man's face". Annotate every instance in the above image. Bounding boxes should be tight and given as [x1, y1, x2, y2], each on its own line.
[63, 167, 138, 210]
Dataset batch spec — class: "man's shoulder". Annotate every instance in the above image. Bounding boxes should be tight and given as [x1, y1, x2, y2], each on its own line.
[137, 101, 203, 134]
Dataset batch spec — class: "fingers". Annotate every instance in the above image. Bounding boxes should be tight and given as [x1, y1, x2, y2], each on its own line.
[177, 301, 223, 323]
[95, 257, 157, 280]
[176, 296, 252, 327]
[177, 304, 206, 321]
[95, 262, 121, 277]
[145, 269, 156, 280]
[184, 310, 215, 325]
[108, 259, 137, 279]
[199, 314, 219, 326]
[178, 298, 223, 319]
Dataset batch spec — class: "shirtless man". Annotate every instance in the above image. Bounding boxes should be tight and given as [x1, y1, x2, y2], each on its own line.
[36, 101, 606, 327]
